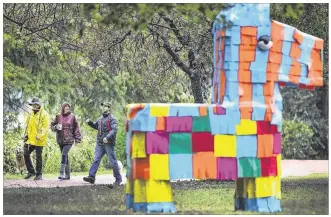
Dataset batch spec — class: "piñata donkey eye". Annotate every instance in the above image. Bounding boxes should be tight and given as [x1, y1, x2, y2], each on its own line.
[257, 35, 273, 51]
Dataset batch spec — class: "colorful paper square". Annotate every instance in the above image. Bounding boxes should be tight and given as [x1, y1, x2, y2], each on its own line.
[150, 154, 170, 180]
[192, 132, 214, 152]
[236, 119, 257, 135]
[169, 154, 193, 180]
[146, 132, 169, 154]
[132, 132, 147, 158]
[150, 104, 170, 117]
[192, 115, 211, 132]
[236, 135, 257, 158]
[257, 134, 274, 158]
[257, 121, 279, 134]
[166, 117, 192, 132]
[255, 177, 281, 198]
[169, 133, 192, 154]
[132, 157, 150, 180]
[217, 157, 238, 180]
[273, 133, 281, 154]
[214, 135, 236, 157]
[146, 180, 173, 203]
[193, 152, 217, 179]
[133, 179, 147, 203]
[260, 157, 277, 177]
[238, 157, 261, 178]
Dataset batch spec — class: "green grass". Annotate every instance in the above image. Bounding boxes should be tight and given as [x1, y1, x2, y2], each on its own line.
[3, 174, 328, 215]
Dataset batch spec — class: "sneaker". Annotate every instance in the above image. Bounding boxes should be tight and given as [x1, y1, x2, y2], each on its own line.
[114, 180, 123, 186]
[62, 176, 70, 180]
[34, 175, 43, 180]
[83, 176, 95, 184]
[24, 173, 35, 179]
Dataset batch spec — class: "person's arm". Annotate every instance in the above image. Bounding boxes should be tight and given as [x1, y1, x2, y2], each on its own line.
[50, 115, 58, 132]
[87, 118, 99, 130]
[106, 116, 118, 139]
[37, 111, 50, 140]
[73, 115, 82, 143]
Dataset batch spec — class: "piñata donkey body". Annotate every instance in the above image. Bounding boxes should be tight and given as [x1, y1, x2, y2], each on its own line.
[124, 3, 324, 213]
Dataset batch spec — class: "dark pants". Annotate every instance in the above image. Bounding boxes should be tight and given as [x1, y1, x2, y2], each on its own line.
[59, 144, 72, 176]
[24, 143, 43, 176]
[89, 143, 122, 182]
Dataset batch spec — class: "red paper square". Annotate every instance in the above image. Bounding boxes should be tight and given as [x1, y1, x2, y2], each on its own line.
[192, 132, 214, 152]
[257, 121, 279, 134]
[132, 157, 150, 180]
[260, 157, 277, 177]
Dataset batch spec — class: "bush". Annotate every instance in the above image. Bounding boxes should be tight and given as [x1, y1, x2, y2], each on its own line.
[282, 120, 316, 159]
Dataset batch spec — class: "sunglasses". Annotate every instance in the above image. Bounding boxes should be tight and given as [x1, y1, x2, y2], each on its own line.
[31, 104, 40, 109]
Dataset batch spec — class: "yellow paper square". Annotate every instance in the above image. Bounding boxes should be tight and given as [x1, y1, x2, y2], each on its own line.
[132, 132, 147, 158]
[246, 178, 256, 198]
[133, 179, 147, 203]
[275, 176, 281, 200]
[146, 180, 173, 203]
[235, 178, 256, 198]
[236, 119, 257, 135]
[150, 154, 170, 180]
[150, 104, 170, 117]
[214, 135, 236, 157]
[255, 176, 280, 198]
[126, 179, 133, 194]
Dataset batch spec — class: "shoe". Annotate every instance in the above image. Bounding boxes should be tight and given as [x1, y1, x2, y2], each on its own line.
[24, 173, 35, 179]
[57, 176, 63, 180]
[62, 176, 70, 180]
[83, 176, 95, 184]
[114, 180, 123, 186]
[34, 175, 43, 180]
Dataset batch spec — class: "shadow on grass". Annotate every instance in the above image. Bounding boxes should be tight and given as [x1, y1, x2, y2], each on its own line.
[3, 175, 328, 215]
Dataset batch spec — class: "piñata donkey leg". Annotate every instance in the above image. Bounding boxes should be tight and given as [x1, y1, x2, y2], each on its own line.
[235, 155, 282, 212]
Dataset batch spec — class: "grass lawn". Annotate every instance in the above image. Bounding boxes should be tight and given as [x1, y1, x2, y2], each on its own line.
[3, 174, 328, 215]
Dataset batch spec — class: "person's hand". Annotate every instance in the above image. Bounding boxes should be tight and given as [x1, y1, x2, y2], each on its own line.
[56, 124, 62, 130]
[22, 135, 28, 142]
[103, 137, 108, 143]
[35, 135, 40, 140]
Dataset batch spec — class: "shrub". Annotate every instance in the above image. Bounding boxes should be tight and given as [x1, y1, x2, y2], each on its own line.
[282, 120, 316, 159]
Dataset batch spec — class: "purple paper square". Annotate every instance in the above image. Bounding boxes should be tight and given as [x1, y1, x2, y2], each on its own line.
[146, 132, 169, 154]
[217, 157, 238, 180]
[215, 105, 226, 115]
[273, 133, 282, 154]
[166, 117, 192, 132]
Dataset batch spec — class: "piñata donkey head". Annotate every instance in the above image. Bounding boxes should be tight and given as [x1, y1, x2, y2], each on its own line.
[124, 3, 324, 214]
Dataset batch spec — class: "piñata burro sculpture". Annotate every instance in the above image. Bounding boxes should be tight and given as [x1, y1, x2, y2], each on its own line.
[124, 3, 324, 213]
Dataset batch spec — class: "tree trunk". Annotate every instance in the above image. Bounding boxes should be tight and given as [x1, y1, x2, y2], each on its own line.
[190, 74, 203, 103]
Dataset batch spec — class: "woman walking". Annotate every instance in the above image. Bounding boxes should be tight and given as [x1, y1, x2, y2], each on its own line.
[51, 102, 82, 180]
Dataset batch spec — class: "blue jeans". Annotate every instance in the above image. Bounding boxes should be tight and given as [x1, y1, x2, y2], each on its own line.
[59, 144, 72, 176]
[88, 143, 122, 182]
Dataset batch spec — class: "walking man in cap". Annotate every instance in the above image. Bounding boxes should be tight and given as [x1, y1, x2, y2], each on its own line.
[83, 102, 122, 185]
[23, 97, 49, 180]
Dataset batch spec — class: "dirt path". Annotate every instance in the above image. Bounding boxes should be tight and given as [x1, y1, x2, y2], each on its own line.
[4, 160, 328, 188]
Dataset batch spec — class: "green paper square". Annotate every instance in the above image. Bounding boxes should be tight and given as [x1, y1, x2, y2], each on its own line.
[238, 158, 261, 178]
[169, 133, 192, 154]
[192, 115, 211, 132]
